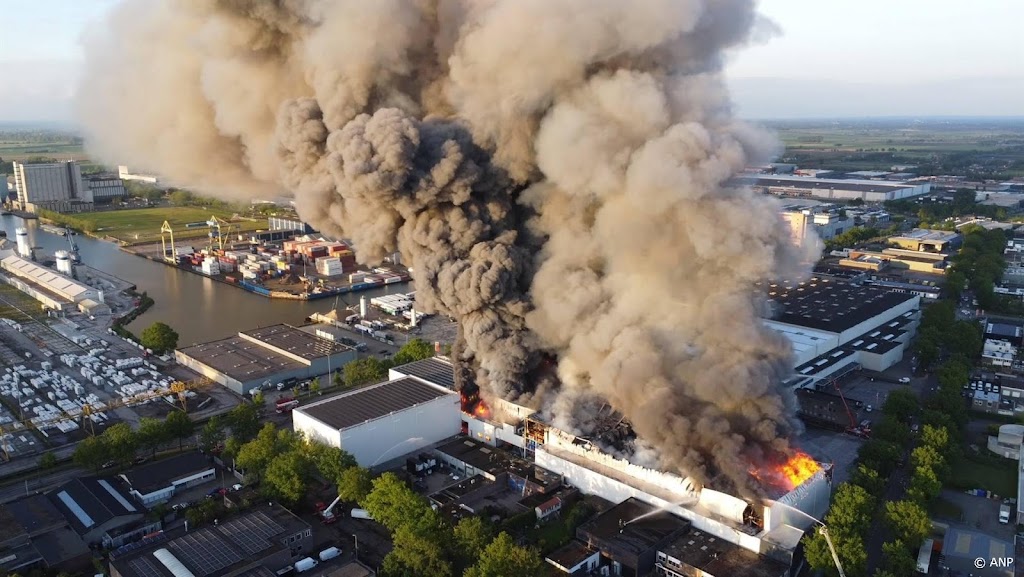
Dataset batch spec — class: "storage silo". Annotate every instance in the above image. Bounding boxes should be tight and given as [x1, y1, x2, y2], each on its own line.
[55, 251, 73, 275]
[359, 296, 368, 318]
[15, 228, 30, 259]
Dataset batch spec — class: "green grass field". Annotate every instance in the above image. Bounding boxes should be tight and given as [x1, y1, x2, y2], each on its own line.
[49, 207, 268, 244]
[946, 453, 1018, 498]
[0, 141, 87, 161]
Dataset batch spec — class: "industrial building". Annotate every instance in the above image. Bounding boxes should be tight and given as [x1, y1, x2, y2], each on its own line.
[119, 452, 216, 505]
[108, 507, 313, 577]
[780, 205, 851, 242]
[839, 248, 949, 275]
[175, 324, 356, 394]
[887, 228, 961, 253]
[0, 251, 105, 312]
[292, 375, 460, 466]
[735, 174, 931, 202]
[0, 493, 92, 575]
[12, 160, 86, 212]
[83, 174, 127, 203]
[117, 165, 159, 184]
[48, 476, 159, 549]
[765, 277, 921, 379]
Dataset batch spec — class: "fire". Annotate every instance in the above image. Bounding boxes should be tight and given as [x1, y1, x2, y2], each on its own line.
[473, 401, 492, 420]
[777, 452, 821, 489]
[750, 451, 822, 491]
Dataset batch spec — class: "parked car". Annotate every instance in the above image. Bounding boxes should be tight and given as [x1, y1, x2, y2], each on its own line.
[172, 502, 190, 511]
[231, 483, 243, 492]
[102, 460, 116, 469]
[898, 377, 911, 384]
[865, 405, 873, 413]
[133, 456, 149, 465]
[206, 487, 227, 498]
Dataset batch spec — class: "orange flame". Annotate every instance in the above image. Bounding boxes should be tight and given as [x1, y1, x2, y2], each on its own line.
[473, 401, 492, 420]
[778, 452, 821, 489]
[750, 451, 821, 491]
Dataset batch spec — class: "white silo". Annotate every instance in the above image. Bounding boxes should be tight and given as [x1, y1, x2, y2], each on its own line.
[96, 290, 105, 303]
[55, 251, 73, 275]
[15, 228, 30, 259]
[410, 308, 418, 327]
[359, 296, 368, 318]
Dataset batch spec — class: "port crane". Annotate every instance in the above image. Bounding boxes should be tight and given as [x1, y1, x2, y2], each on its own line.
[160, 220, 178, 263]
[65, 227, 81, 263]
[206, 216, 240, 252]
[0, 377, 211, 460]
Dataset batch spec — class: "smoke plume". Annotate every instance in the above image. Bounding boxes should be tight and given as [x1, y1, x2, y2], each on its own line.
[78, 0, 820, 494]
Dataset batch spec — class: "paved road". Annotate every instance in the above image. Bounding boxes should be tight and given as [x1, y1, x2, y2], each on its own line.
[0, 465, 86, 503]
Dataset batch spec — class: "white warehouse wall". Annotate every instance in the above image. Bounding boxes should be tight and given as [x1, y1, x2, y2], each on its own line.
[293, 408, 342, 448]
[340, 395, 460, 466]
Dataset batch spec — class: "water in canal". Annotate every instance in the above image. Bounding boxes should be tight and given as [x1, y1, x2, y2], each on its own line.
[0, 215, 411, 346]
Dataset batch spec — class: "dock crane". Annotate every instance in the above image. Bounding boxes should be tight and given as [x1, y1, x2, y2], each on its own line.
[206, 216, 240, 252]
[0, 377, 211, 460]
[160, 220, 177, 263]
[65, 227, 81, 263]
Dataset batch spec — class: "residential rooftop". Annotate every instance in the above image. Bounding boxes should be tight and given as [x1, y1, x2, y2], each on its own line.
[546, 540, 597, 573]
[297, 376, 456, 431]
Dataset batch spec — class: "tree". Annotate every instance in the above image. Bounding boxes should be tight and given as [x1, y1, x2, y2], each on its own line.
[857, 439, 901, 475]
[333, 371, 343, 388]
[227, 403, 261, 443]
[849, 464, 884, 496]
[803, 530, 867, 577]
[168, 190, 194, 206]
[236, 424, 301, 482]
[880, 540, 916, 576]
[465, 532, 543, 577]
[38, 451, 58, 470]
[884, 500, 931, 549]
[309, 377, 320, 396]
[252, 391, 264, 406]
[140, 322, 179, 353]
[363, 473, 435, 532]
[199, 417, 225, 453]
[304, 441, 356, 484]
[137, 417, 169, 457]
[920, 425, 951, 451]
[392, 339, 434, 365]
[454, 516, 495, 567]
[165, 410, 195, 451]
[910, 445, 947, 479]
[383, 525, 453, 577]
[872, 415, 909, 446]
[73, 435, 110, 472]
[103, 422, 139, 466]
[338, 466, 374, 504]
[263, 451, 312, 504]
[344, 357, 389, 387]
[907, 465, 942, 505]
[881, 389, 919, 421]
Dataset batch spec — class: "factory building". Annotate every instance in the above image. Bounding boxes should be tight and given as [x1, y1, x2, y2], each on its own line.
[888, 228, 961, 253]
[12, 160, 86, 211]
[765, 278, 920, 380]
[117, 165, 159, 184]
[780, 205, 851, 242]
[0, 494, 92, 575]
[119, 452, 216, 506]
[108, 507, 312, 577]
[0, 252, 103, 312]
[48, 476, 159, 549]
[292, 375, 460, 466]
[175, 324, 356, 395]
[83, 174, 127, 204]
[735, 174, 930, 202]
[839, 248, 949, 275]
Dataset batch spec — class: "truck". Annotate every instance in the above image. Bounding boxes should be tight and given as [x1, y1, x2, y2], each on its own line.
[318, 547, 341, 562]
[294, 558, 319, 573]
[276, 397, 299, 413]
[351, 508, 373, 520]
[1000, 502, 1012, 524]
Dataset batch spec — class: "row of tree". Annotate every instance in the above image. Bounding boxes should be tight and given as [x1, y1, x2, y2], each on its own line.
[947, 225, 1008, 310]
[885, 191, 1010, 228]
[913, 299, 983, 374]
[73, 412, 195, 471]
[362, 473, 543, 577]
[342, 338, 436, 388]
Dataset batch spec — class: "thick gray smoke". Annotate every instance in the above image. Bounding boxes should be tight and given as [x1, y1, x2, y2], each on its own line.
[78, 0, 820, 494]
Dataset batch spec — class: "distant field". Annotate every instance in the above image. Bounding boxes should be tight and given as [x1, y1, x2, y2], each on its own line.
[50, 207, 268, 244]
[0, 141, 87, 161]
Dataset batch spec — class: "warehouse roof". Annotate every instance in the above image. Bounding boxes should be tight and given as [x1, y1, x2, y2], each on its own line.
[177, 335, 305, 384]
[766, 277, 917, 334]
[48, 476, 141, 535]
[390, 356, 455, 389]
[734, 175, 918, 193]
[298, 376, 457, 431]
[0, 254, 91, 299]
[436, 437, 513, 477]
[121, 452, 214, 495]
[240, 324, 350, 361]
[660, 526, 789, 577]
[890, 228, 960, 243]
[546, 540, 597, 572]
[577, 498, 691, 556]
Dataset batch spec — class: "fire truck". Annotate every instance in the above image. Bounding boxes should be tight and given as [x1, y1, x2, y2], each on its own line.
[275, 397, 299, 414]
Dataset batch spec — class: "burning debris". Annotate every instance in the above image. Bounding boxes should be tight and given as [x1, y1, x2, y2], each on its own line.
[76, 0, 820, 495]
[749, 451, 823, 493]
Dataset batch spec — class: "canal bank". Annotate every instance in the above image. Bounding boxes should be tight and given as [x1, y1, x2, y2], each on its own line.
[0, 215, 414, 346]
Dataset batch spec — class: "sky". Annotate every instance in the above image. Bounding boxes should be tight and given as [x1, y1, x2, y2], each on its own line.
[0, 0, 1021, 123]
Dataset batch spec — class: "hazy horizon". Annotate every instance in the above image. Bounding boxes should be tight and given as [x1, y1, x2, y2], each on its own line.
[0, 0, 1021, 123]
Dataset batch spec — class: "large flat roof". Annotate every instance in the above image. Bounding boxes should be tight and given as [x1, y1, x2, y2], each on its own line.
[48, 476, 141, 535]
[0, 254, 91, 299]
[735, 174, 919, 193]
[390, 357, 455, 389]
[177, 335, 305, 384]
[890, 228, 960, 243]
[297, 376, 456, 431]
[577, 497, 691, 556]
[121, 452, 214, 495]
[661, 526, 789, 577]
[241, 324, 350, 361]
[766, 277, 917, 334]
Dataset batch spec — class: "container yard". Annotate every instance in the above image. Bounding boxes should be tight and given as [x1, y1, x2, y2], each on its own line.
[125, 234, 412, 300]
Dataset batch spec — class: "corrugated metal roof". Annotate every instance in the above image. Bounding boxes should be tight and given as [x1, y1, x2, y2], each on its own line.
[298, 377, 456, 430]
[0, 254, 91, 299]
[390, 357, 455, 389]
